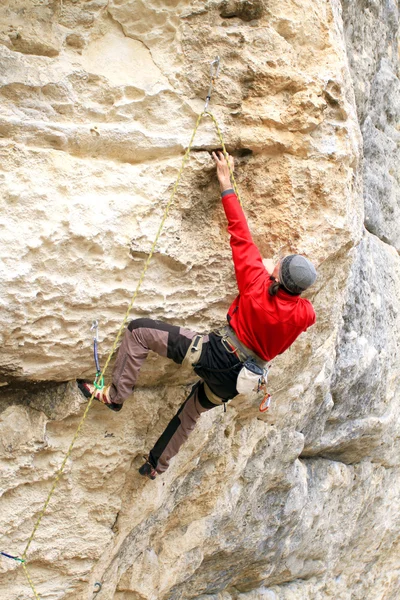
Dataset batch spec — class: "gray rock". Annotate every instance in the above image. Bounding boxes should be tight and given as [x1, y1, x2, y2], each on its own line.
[303, 233, 400, 467]
[341, 0, 400, 250]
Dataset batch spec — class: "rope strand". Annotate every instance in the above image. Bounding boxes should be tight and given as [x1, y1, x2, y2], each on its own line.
[22, 563, 41, 600]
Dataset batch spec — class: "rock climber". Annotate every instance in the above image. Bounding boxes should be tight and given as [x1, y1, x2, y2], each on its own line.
[78, 151, 317, 480]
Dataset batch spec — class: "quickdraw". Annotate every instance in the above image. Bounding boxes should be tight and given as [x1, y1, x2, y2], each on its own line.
[91, 320, 104, 391]
[0, 551, 25, 563]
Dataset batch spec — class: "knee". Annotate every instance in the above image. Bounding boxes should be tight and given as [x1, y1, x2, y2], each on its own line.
[128, 318, 153, 332]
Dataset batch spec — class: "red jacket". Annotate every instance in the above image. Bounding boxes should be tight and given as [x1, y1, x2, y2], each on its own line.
[222, 191, 316, 362]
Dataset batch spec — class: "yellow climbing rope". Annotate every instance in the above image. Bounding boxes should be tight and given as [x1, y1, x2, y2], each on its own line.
[16, 68, 244, 600]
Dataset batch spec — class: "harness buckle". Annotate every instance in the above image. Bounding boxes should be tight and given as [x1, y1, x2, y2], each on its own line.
[191, 335, 202, 353]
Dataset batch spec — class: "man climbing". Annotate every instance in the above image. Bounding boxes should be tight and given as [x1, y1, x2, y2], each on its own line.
[78, 151, 317, 479]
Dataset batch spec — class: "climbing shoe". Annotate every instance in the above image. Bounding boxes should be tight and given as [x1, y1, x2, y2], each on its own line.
[139, 459, 157, 480]
[77, 381, 123, 412]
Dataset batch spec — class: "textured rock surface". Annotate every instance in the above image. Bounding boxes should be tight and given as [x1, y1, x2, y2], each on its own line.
[0, 1, 399, 600]
[342, 0, 400, 249]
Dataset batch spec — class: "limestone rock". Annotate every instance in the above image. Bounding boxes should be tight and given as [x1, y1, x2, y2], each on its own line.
[342, 0, 400, 250]
[303, 234, 400, 467]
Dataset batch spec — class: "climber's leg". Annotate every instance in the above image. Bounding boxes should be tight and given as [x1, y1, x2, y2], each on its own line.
[141, 381, 217, 476]
[108, 318, 199, 406]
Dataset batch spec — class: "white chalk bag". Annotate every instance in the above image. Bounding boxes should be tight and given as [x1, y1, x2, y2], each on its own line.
[236, 359, 268, 398]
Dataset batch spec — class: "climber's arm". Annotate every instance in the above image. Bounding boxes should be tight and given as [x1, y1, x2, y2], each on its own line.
[212, 151, 266, 293]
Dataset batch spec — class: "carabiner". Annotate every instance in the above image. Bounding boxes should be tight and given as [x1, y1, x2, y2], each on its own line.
[91, 320, 99, 343]
[209, 55, 220, 80]
[259, 393, 271, 413]
[204, 56, 221, 111]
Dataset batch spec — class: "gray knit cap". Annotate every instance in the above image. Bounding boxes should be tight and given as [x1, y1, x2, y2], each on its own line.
[279, 255, 317, 294]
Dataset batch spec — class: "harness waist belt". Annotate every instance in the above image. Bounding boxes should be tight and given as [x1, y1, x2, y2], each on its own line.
[219, 325, 267, 368]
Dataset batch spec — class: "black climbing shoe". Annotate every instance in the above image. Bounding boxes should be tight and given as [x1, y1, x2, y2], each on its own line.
[139, 459, 157, 480]
[77, 381, 123, 412]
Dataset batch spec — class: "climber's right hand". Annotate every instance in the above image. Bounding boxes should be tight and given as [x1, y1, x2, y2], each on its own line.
[212, 151, 234, 193]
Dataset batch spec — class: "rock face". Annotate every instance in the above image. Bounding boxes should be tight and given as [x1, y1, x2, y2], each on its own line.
[342, 0, 400, 250]
[0, 1, 399, 599]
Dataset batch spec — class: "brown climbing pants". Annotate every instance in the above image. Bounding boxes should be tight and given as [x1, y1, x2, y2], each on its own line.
[109, 318, 241, 474]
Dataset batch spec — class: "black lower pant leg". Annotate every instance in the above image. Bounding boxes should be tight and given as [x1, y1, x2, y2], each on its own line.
[149, 382, 217, 474]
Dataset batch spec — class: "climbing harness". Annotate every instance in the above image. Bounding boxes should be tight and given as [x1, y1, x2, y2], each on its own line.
[91, 320, 104, 391]
[219, 326, 270, 404]
[15, 56, 248, 600]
